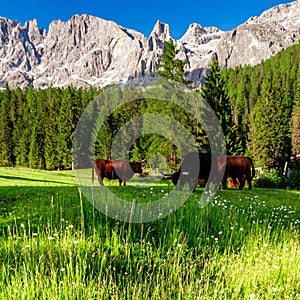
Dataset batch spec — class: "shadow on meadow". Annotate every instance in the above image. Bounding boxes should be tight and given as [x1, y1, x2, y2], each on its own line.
[0, 174, 73, 185]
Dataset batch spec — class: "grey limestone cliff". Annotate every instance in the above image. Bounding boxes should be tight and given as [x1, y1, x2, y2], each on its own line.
[0, 1, 299, 89]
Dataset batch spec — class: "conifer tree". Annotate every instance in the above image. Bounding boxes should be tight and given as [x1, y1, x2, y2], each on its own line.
[44, 88, 61, 169]
[250, 83, 293, 169]
[291, 82, 300, 155]
[201, 56, 243, 155]
[0, 85, 14, 165]
[28, 120, 45, 169]
[156, 38, 188, 84]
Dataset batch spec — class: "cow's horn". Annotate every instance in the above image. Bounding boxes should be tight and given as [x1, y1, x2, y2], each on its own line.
[159, 170, 173, 177]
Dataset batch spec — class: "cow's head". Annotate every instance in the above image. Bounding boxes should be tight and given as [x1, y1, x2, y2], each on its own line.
[161, 171, 182, 188]
[130, 162, 143, 174]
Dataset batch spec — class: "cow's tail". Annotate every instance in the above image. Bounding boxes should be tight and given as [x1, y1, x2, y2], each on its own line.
[92, 161, 95, 185]
[248, 157, 255, 179]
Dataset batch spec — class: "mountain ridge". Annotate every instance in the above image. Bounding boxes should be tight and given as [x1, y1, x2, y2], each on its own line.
[0, 1, 299, 89]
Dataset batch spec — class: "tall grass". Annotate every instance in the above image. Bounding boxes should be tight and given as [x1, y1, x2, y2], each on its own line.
[0, 168, 300, 299]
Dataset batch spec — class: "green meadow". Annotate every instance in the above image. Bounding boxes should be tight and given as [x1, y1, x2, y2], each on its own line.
[0, 167, 299, 299]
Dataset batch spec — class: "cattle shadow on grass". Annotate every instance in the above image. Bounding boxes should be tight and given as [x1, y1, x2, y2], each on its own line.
[0, 174, 73, 185]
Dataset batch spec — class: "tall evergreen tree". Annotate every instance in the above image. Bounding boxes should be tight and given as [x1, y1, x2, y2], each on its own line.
[0, 85, 14, 165]
[250, 83, 293, 169]
[57, 87, 79, 169]
[156, 38, 188, 84]
[291, 80, 300, 155]
[44, 88, 61, 169]
[291, 105, 300, 155]
[201, 56, 243, 155]
[28, 120, 45, 169]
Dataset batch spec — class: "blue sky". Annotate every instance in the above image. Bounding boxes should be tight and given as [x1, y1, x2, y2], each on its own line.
[1, 0, 294, 39]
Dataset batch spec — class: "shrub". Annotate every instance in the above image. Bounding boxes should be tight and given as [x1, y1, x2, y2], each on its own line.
[287, 169, 300, 190]
[254, 170, 288, 189]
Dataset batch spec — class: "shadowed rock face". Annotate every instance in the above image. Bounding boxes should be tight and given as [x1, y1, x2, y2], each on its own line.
[0, 1, 299, 89]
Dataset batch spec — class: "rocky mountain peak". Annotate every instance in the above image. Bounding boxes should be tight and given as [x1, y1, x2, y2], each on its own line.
[215, 0, 300, 69]
[147, 20, 171, 52]
[150, 20, 171, 39]
[180, 23, 223, 45]
[0, 1, 299, 89]
[180, 23, 207, 42]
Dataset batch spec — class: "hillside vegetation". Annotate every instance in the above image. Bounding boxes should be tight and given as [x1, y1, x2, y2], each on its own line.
[0, 42, 299, 175]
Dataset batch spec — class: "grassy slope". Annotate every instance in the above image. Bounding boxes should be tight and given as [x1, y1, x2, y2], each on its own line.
[0, 167, 299, 299]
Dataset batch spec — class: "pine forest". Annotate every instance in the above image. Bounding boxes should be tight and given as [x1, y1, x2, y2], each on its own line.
[0, 41, 299, 177]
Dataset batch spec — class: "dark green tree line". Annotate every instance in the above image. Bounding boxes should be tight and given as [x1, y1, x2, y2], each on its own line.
[222, 41, 300, 169]
[0, 41, 299, 171]
[0, 86, 99, 169]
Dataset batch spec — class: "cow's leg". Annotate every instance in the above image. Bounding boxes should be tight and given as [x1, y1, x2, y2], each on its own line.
[222, 176, 227, 190]
[238, 176, 246, 190]
[247, 176, 252, 190]
[232, 178, 239, 188]
[118, 179, 122, 186]
[189, 182, 195, 192]
[94, 167, 105, 186]
[98, 176, 104, 186]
